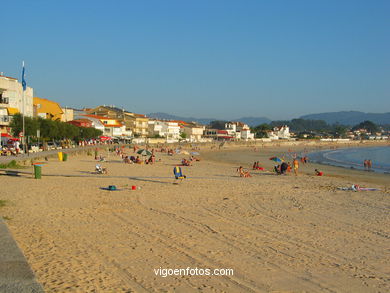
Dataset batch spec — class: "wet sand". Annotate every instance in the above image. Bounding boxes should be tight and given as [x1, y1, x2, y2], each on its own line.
[0, 145, 389, 292]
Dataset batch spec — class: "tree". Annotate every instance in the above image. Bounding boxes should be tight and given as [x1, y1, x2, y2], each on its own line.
[180, 132, 187, 139]
[352, 120, 379, 134]
[332, 124, 348, 138]
[209, 120, 227, 130]
[9, 113, 38, 137]
[252, 123, 272, 138]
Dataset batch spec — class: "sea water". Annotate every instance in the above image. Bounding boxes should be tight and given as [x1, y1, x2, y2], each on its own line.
[308, 146, 390, 174]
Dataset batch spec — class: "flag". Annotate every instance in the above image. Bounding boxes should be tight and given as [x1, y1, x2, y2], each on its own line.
[22, 62, 26, 91]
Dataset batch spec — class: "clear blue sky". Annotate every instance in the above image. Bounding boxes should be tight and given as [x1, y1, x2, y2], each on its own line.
[1, 0, 389, 120]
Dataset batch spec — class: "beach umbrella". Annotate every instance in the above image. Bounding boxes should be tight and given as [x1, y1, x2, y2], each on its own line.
[269, 156, 283, 163]
[190, 151, 200, 156]
[137, 149, 152, 156]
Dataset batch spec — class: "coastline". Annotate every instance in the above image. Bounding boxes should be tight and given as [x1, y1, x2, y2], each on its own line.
[202, 142, 390, 187]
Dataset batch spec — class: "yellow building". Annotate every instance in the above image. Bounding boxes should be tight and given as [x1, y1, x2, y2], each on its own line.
[33, 97, 64, 121]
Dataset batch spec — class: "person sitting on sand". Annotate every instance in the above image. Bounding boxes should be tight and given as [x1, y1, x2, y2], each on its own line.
[181, 158, 191, 166]
[274, 164, 281, 175]
[95, 164, 108, 174]
[124, 156, 131, 164]
[237, 166, 251, 177]
[315, 169, 323, 176]
[135, 156, 142, 164]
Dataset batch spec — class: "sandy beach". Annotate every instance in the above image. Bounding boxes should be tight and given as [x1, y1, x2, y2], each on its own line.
[0, 144, 389, 292]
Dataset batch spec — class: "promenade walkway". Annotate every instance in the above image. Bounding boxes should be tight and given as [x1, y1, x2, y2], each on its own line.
[0, 219, 44, 293]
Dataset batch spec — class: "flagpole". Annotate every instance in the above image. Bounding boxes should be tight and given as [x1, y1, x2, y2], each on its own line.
[22, 61, 26, 154]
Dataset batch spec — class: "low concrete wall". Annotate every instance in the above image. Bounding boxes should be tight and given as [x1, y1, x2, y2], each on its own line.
[0, 219, 44, 292]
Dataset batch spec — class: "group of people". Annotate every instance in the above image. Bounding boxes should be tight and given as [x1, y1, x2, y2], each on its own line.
[363, 159, 373, 170]
[0, 140, 21, 156]
[181, 155, 200, 166]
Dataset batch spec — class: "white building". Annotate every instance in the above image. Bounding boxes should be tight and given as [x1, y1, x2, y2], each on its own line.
[267, 125, 290, 139]
[224, 121, 254, 140]
[0, 74, 34, 133]
[148, 120, 180, 141]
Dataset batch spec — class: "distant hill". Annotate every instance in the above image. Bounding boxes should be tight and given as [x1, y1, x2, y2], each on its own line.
[147, 112, 215, 125]
[147, 112, 271, 127]
[300, 111, 390, 126]
[235, 117, 271, 126]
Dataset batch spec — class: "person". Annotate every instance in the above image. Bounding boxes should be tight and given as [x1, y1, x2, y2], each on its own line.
[315, 169, 323, 176]
[135, 156, 142, 164]
[96, 164, 108, 174]
[173, 166, 186, 180]
[237, 166, 251, 177]
[274, 164, 281, 175]
[293, 158, 299, 176]
[367, 160, 372, 170]
[15, 140, 20, 155]
[280, 162, 289, 175]
[363, 159, 368, 170]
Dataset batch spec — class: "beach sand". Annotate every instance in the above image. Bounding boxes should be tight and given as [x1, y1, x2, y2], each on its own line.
[0, 145, 389, 292]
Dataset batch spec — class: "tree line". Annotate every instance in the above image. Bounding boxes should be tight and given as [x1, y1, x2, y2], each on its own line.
[209, 119, 382, 138]
[10, 114, 103, 142]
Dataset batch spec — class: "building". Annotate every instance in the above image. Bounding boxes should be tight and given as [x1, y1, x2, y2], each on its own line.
[148, 120, 180, 141]
[224, 121, 254, 140]
[203, 129, 234, 141]
[33, 97, 63, 120]
[87, 105, 148, 137]
[266, 125, 290, 139]
[67, 119, 93, 128]
[126, 113, 149, 137]
[0, 74, 34, 133]
[181, 122, 205, 142]
[81, 114, 131, 137]
[61, 107, 74, 122]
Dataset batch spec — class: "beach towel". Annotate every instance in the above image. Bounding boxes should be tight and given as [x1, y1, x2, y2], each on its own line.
[337, 184, 380, 191]
[100, 185, 122, 191]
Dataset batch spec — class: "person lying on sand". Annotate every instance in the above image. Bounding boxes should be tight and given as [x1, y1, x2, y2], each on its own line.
[237, 166, 251, 177]
[315, 169, 323, 176]
[252, 161, 264, 171]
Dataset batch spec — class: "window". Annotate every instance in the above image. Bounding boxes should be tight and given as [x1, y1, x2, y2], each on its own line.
[0, 93, 9, 104]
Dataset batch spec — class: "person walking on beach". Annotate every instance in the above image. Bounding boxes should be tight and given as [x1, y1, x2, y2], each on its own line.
[363, 159, 367, 170]
[293, 158, 299, 176]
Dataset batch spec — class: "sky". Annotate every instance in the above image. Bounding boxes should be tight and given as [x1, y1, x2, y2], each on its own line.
[1, 0, 389, 120]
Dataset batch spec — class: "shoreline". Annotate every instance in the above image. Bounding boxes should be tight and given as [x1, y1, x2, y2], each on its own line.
[201, 143, 390, 187]
[308, 146, 390, 174]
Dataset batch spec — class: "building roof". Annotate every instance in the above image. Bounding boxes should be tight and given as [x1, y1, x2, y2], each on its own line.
[0, 75, 17, 80]
[33, 97, 63, 117]
[83, 114, 114, 120]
